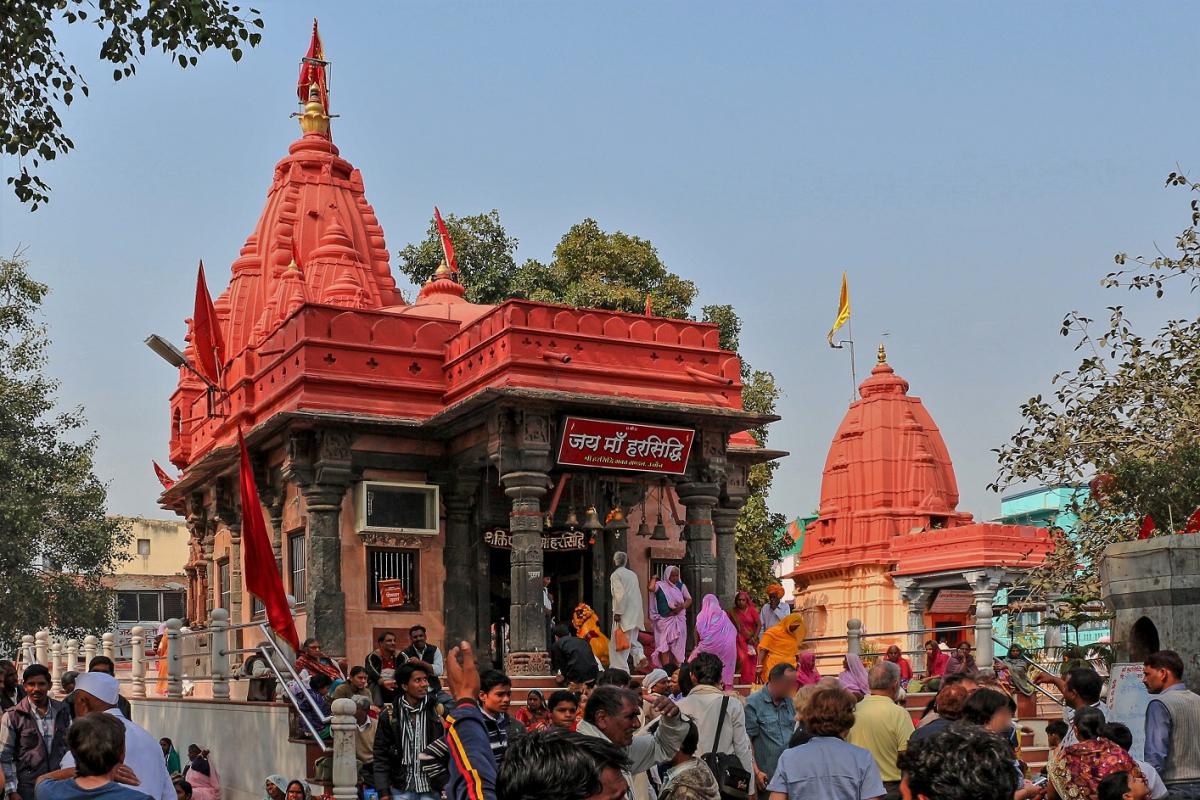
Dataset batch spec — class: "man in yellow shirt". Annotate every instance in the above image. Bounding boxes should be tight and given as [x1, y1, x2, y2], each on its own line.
[847, 660, 914, 800]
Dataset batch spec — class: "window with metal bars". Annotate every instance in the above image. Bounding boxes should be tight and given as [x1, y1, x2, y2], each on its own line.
[218, 559, 231, 611]
[289, 533, 306, 605]
[366, 547, 419, 611]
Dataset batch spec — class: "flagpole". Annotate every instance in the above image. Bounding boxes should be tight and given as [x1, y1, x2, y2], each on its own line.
[846, 316, 858, 401]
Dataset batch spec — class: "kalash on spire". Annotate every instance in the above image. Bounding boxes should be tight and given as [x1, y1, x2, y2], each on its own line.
[296, 18, 332, 135]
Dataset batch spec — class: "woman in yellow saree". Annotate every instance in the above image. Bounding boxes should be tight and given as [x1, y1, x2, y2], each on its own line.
[757, 612, 806, 683]
[572, 603, 610, 668]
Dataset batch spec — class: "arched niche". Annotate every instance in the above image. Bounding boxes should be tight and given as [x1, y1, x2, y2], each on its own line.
[1129, 616, 1161, 662]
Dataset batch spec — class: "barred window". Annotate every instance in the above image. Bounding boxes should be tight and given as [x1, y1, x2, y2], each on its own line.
[366, 548, 419, 611]
[289, 533, 306, 605]
[162, 591, 186, 621]
[218, 559, 231, 611]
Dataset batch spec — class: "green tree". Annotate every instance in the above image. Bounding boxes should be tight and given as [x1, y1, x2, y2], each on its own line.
[398, 215, 786, 598]
[994, 172, 1200, 598]
[4, 0, 264, 209]
[0, 255, 130, 645]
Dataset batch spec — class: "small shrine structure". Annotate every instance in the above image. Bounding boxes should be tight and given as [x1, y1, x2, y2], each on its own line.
[789, 347, 1053, 666]
[158, 35, 780, 673]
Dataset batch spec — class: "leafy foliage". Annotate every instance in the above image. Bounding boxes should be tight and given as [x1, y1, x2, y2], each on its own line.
[3, 0, 264, 209]
[398, 213, 786, 600]
[994, 173, 1200, 597]
[0, 255, 130, 646]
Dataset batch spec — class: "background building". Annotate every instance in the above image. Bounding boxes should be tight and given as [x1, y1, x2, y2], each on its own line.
[106, 517, 189, 642]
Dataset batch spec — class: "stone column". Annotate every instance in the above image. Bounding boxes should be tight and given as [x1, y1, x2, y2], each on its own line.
[894, 578, 934, 670]
[215, 478, 243, 628]
[847, 618, 862, 657]
[285, 429, 353, 657]
[330, 698, 359, 800]
[502, 470, 551, 674]
[443, 469, 481, 650]
[965, 568, 1005, 670]
[676, 481, 721, 648]
[712, 504, 743, 608]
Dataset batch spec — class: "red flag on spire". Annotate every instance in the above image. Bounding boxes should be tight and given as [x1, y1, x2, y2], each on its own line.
[238, 430, 301, 652]
[1184, 507, 1200, 534]
[192, 261, 225, 385]
[434, 207, 458, 273]
[152, 461, 175, 490]
[297, 18, 328, 111]
[1138, 515, 1156, 540]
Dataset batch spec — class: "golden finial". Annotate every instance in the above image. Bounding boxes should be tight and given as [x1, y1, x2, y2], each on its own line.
[877, 343, 887, 364]
[433, 257, 453, 280]
[298, 82, 330, 135]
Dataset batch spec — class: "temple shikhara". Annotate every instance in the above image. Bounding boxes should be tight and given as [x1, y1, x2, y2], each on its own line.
[790, 347, 1054, 664]
[159, 31, 779, 672]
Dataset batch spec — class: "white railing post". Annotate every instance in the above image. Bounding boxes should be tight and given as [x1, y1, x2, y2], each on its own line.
[847, 618, 862, 658]
[49, 641, 62, 696]
[165, 619, 183, 698]
[82, 635, 98, 670]
[210, 608, 230, 700]
[34, 630, 48, 666]
[130, 626, 146, 699]
[102, 632, 115, 662]
[66, 639, 79, 674]
[330, 698, 358, 800]
[21, 635, 35, 671]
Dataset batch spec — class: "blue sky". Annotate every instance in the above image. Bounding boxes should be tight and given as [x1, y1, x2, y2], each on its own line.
[2, 2, 1198, 521]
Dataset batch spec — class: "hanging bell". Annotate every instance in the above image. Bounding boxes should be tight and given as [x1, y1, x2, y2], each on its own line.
[565, 507, 579, 529]
[650, 512, 669, 540]
[636, 517, 651, 538]
[583, 505, 603, 531]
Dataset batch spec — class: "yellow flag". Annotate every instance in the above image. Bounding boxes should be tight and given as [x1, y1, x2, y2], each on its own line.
[827, 272, 851, 345]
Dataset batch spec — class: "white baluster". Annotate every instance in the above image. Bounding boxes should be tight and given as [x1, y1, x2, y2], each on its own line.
[331, 698, 358, 800]
[130, 626, 146, 699]
[34, 630, 48, 666]
[82, 635, 98, 670]
[847, 618, 862, 658]
[66, 639, 79, 674]
[102, 631, 116, 661]
[210, 609, 230, 700]
[49, 641, 62, 696]
[165, 619, 183, 698]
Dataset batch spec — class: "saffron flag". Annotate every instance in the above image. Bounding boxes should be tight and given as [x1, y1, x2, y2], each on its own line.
[297, 18, 328, 110]
[1138, 515, 1155, 540]
[238, 430, 301, 652]
[152, 461, 175, 490]
[827, 271, 851, 346]
[434, 206, 459, 273]
[192, 261, 225, 385]
[1184, 507, 1200, 534]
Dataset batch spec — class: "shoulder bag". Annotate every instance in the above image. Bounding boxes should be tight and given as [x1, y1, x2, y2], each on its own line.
[700, 696, 752, 800]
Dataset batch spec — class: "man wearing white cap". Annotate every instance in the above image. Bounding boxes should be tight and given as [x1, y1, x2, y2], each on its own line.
[60, 673, 173, 800]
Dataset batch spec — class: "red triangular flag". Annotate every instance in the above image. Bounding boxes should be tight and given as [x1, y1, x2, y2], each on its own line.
[1184, 507, 1200, 534]
[153, 461, 175, 490]
[191, 261, 225, 385]
[297, 18, 328, 111]
[434, 206, 458, 273]
[238, 430, 301, 652]
[645, 294, 653, 316]
[1138, 515, 1156, 540]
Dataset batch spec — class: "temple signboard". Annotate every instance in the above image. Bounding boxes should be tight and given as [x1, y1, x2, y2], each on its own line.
[485, 529, 588, 551]
[557, 416, 694, 475]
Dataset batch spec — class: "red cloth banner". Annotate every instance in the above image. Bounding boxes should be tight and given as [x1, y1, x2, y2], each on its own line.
[297, 18, 327, 110]
[238, 430, 301, 652]
[434, 206, 458, 273]
[557, 416, 694, 475]
[152, 461, 175, 490]
[191, 260, 225, 385]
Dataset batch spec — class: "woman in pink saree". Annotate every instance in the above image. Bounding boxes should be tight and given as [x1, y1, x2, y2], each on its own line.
[690, 594, 738, 689]
[184, 745, 221, 800]
[795, 651, 823, 687]
[652, 567, 692, 669]
[729, 590, 759, 686]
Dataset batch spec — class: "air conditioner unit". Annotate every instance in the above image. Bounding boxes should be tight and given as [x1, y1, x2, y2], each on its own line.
[356, 481, 440, 536]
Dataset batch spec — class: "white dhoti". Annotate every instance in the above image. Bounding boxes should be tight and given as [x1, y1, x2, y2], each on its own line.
[609, 565, 646, 671]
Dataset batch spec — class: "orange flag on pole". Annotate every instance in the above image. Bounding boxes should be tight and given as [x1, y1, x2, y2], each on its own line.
[1184, 507, 1200, 534]
[238, 430, 301, 652]
[152, 461, 175, 490]
[434, 207, 458, 274]
[192, 261, 225, 385]
[827, 271, 851, 346]
[297, 18, 328, 111]
[1138, 515, 1156, 540]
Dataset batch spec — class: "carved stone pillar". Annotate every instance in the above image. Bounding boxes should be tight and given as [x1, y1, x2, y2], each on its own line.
[443, 469, 481, 650]
[256, 459, 286, 572]
[894, 578, 934, 671]
[712, 504, 742, 608]
[965, 568, 1005, 670]
[214, 478, 242, 626]
[676, 481, 721, 648]
[502, 470, 551, 669]
[285, 428, 353, 656]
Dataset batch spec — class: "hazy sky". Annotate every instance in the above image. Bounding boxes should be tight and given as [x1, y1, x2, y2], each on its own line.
[2, 2, 1197, 522]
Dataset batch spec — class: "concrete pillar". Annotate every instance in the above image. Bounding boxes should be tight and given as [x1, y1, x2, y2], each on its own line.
[101, 632, 115, 662]
[21, 635, 35, 670]
[502, 470, 551, 673]
[712, 504, 743, 608]
[65, 639, 79, 674]
[210, 608, 230, 700]
[847, 618, 862, 657]
[82, 636, 97, 670]
[965, 568, 1005, 670]
[303, 485, 349, 656]
[34, 630, 48, 666]
[676, 481, 721, 646]
[894, 578, 933, 670]
[165, 618, 183, 698]
[229, 524, 243, 627]
[443, 474, 480, 650]
[130, 626, 146, 699]
[49, 642, 62, 697]
[330, 697, 358, 800]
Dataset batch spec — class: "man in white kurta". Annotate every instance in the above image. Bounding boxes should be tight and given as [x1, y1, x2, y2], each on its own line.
[609, 551, 645, 671]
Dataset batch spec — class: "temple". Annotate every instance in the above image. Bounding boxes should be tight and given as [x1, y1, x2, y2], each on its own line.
[158, 39, 781, 672]
[789, 346, 1053, 665]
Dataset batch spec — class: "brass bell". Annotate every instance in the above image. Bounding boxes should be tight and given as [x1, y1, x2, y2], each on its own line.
[565, 507, 579, 529]
[636, 517, 651, 537]
[583, 505, 603, 531]
[650, 512, 668, 540]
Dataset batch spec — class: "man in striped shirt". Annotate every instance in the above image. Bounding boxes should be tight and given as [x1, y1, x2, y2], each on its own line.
[373, 662, 445, 800]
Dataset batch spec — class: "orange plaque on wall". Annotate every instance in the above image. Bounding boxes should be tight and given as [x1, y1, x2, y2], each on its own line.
[379, 579, 406, 609]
